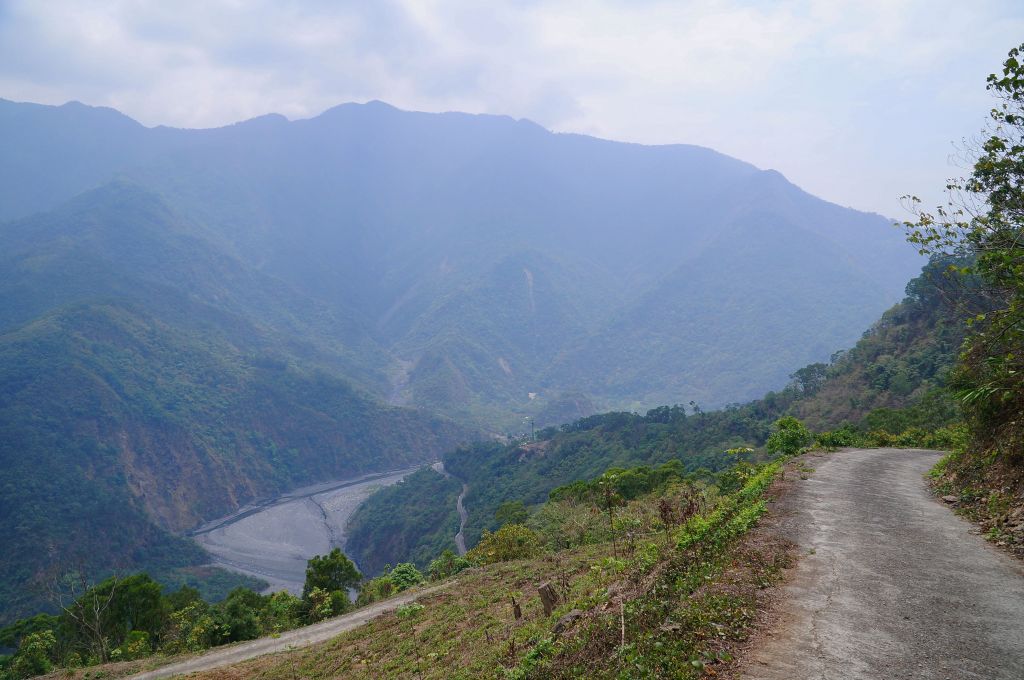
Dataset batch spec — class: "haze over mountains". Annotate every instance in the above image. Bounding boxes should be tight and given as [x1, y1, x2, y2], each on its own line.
[2, 98, 919, 418]
[0, 97, 920, 621]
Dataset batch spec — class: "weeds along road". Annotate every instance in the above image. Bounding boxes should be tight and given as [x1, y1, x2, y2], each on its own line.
[130, 584, 447, 680]
[743, 448, 1024, 680]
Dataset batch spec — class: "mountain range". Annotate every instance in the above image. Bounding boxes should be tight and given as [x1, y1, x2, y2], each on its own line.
[1, 98, 921, 423]
[0, 97, 921, 621]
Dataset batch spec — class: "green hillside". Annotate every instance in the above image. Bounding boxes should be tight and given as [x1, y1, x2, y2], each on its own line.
[0, 187, 471, 624]
[0, 99, 923, 428]
[345, 256, 972, 573]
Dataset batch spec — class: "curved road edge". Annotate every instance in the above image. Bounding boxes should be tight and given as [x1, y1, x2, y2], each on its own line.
[130, 583, 448, 680]
[740, 447, 1024, 680]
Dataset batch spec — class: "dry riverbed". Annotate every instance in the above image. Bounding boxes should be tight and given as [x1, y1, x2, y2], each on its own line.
[191, 467, 421, 594]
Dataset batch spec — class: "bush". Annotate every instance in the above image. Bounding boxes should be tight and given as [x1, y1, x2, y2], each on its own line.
[8, 630, 56, 678]
[765, 416, 813, 456]
[427, 550, 471, 581]
[466, 524, 541, 565]
[815, 426, 859, 451]
[388, 563, 424, 592]
[110, 631, 150, 661]
[356, 576, 396, 607]
[303, 548, 361, 599]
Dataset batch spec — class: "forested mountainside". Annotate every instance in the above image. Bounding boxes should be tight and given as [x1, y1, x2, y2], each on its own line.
[0, 96, 921, 624]
[0, 98, 920, 426]
[0, 185, 470, 625]
[346, 257, 971, 573]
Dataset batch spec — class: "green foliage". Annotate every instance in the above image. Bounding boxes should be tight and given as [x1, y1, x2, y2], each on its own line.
[765, 416, 812, 456]
[427, 550, 472, 581]
[302, 549, 361, 600]
[355, 576, 396, 608]
[550, 459, 690, 504]
[263, 592, 305, 633]
[7, 630, 56, 679]
[300, 549, 358, 623]
[162, 602, 216, 653]
[387, 564, 424, 592]
[214, 587, 263, 642]
[494, 501, 529, 527]
[110, 630, 150, 662]
[345, 468, 462, 576]
[303, 588, 337, 624]
[902, 44, 1024, 462]
[466, 524, 542, 565]
[814, 425, 859, 451]
[394, 603, 425, 620]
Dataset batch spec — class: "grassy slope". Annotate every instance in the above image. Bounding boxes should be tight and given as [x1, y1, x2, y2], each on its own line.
[64, 459, 789, 680]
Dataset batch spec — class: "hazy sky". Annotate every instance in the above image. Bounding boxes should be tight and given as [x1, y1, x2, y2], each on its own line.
[1, 0, 1021, 217]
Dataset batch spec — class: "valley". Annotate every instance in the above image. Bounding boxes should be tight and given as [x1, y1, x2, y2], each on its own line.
[3, 23, 1024, 678]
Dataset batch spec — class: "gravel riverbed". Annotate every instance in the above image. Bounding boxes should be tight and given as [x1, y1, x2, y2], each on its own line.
[191, 467, 419, 594]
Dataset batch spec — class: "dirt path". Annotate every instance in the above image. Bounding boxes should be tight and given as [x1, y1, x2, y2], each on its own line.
[742, 448, 1024, 679]
[130, 584, 446, 679]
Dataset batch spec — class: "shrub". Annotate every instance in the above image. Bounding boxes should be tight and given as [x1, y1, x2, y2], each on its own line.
[815, 426, 859, 451]
[8, 630, 56, 678]
[427, 550, 471, 580]
[765, 416, 813, 456]
[302, 548, 361, 599]
[356, 576, 396, 607]
[388, 563, 424, 592]
[110, 631, 150, 661]
[466, 524, 541, 565]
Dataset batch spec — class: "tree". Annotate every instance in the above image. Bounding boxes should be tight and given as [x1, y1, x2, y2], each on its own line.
[903, 44, 1024, 455]
[765, 416, 812, 456]
[595, 472, 626, 558]
[494, 500, 529, 527]
[302, 548, 361, 599]
[387, 563, 424, 591]
[790, 363, 829, 395]
[8, 630, 56, 678]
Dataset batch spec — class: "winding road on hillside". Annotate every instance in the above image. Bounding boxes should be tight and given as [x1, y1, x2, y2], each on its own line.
[454, 483, 469, 555]
[434, 461, 470, 555]
[743, 448, 1024, 680]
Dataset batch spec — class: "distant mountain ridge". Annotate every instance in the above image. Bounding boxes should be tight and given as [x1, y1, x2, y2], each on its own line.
[1, 97, 921, 425]
[0, 97, 921, 621]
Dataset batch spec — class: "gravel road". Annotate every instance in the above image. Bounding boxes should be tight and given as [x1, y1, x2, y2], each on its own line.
[130, 584, 446, 679]
[742, 448, 1024, 680]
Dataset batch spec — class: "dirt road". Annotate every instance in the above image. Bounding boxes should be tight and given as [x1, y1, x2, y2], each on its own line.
[742, 448, 1024, 679]
[130, 584, 446, 680]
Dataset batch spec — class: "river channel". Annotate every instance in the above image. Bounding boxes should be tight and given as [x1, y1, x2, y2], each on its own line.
[190, 466, 421, 595]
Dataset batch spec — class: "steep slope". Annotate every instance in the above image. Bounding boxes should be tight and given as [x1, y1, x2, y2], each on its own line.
[789, 256, 972, 429]
[0, 98, 921, 425]
[345, 258, 971, 572]
[0, 187, 471, 624]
